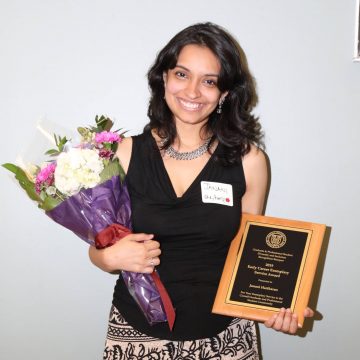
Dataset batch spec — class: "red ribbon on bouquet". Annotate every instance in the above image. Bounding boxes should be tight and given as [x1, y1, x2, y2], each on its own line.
[95, 224, 175, 331]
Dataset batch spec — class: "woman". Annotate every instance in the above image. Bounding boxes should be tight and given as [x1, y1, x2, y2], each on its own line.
[90, 22, 313, 359]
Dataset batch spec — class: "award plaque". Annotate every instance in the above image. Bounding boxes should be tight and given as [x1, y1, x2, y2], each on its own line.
[212, 214, 326, 327]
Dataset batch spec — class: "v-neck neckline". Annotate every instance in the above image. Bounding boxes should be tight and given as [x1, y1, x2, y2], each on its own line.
[149, 133, 219, 200]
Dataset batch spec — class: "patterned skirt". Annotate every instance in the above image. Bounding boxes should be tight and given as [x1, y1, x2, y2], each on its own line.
[103, 306, 259, 360]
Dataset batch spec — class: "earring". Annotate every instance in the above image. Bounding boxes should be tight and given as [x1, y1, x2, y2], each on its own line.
[217, 97, 225, 114]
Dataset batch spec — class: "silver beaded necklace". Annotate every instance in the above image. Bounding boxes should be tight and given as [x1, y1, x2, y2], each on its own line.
[164, 138, 211, 160]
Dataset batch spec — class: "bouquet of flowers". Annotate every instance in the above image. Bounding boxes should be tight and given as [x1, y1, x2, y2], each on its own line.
[2, 115, 175, 330]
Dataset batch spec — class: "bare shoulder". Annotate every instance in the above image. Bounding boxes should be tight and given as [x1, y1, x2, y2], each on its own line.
[242, 144, 267, 171]
[116, 137, 133, 173]
[241, 145, 268, 215]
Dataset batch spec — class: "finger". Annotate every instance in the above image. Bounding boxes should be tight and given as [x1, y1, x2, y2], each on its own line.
[280, 309, 293, 333]
[131, 233, 154, 242]
[143, 258, 160, 274]
[288, 313, 298, 334]
[134, 260, 156, 274]
[144, 240, 161, 251]
[136, 257, 160, 274]
[147, 257, 160, 267]
[264, 314, 277, 328]
[147, 248, 161, 259]
[304, 307, 314, 318]
[272, 308, 286, 331]
[142, 266, 155, 274]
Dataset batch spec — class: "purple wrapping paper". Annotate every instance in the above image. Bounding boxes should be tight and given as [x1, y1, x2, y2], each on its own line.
[46, 175, 167, 325]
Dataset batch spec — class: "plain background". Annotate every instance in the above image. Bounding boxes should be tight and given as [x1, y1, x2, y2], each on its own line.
[1, 1, 359, 359]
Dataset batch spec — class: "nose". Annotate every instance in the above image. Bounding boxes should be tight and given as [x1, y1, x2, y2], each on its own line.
[185, 79, 201, 99]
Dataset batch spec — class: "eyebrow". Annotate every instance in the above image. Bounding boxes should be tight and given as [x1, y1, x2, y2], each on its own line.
[174, 64, 219, 77]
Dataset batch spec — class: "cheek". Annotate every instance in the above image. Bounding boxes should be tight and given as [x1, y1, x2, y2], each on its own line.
[165, 80, 183, 95]
[210, 93, 221, 104]
[205, 92, 221, 107]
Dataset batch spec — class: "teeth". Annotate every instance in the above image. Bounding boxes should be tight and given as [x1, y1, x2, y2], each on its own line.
[179, 99, 201, 110]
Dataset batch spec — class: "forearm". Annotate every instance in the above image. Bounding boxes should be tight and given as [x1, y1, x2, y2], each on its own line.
[88, 246, 118, 273]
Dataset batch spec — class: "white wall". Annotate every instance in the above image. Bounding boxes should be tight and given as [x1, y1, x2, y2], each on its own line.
[0, 1, 359, 359]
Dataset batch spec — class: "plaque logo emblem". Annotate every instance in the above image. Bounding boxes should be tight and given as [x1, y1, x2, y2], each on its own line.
[266, 231, 287, 248]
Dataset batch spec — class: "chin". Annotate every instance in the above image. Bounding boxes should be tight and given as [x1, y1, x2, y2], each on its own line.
[175, 114, 210, 126]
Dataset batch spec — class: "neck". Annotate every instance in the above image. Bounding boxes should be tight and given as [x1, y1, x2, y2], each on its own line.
[174, 121, 211, 151]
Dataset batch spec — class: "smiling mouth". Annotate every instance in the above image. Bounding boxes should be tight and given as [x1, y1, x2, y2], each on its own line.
[178, 98, 203, 111]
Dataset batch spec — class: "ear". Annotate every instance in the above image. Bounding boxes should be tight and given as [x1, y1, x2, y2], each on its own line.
[163, 72, 167, 85]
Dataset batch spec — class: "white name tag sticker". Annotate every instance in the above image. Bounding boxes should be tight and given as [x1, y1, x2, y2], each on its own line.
[201, 181, 233, 206]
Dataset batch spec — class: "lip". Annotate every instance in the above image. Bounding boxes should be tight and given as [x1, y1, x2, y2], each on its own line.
[177, 98, 203, 112]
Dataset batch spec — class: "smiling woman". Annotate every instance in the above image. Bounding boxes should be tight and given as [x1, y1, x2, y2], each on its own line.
[88, 22, 309, 360]
[163, 45, 225, 128]
[146, 22, 263, 168]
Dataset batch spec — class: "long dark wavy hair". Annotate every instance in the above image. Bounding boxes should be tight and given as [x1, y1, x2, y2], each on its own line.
[145, 22, 264, 166]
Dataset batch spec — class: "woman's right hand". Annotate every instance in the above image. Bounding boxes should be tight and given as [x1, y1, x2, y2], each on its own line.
[88, 233, 161, 274]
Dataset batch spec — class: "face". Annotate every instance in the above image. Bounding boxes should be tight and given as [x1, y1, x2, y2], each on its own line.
[163, 44, 226, 127]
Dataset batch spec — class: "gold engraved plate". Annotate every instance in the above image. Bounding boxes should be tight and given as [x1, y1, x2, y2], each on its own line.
[266, 231, 287, 248]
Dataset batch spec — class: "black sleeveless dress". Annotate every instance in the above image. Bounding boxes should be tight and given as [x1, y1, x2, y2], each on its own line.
[112, 131, 249, 341]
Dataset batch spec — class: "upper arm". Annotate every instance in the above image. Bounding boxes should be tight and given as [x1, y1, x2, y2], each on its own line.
[241, 145, 268, 215]
[116, 137, 133, 174]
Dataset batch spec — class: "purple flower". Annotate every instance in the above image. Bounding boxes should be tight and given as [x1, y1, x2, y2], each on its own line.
[35, 162, 56, 193]
[95, 131, 120, 144]
[98, 148, 114, 159]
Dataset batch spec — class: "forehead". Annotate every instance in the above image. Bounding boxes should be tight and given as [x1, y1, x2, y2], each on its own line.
[176, 44, 221, 74]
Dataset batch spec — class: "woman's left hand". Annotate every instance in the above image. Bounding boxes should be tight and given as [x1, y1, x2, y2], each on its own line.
[264, 307, 314, 334]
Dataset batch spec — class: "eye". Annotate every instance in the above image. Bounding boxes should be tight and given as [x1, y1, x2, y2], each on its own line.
[175, 71, 187, 79]
[204, 79, 217, 87]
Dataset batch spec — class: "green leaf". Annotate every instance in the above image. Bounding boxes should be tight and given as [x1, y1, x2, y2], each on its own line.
[39, 190, 47, 201]
[113, 128, 127, 136]
[58, 136, 69, 152]
[2, 163, 43, 203]
[40, 195, 62, 211]
[44, 149, 60, 156]
[2, 163, 20, 175]
[95, 115, 113, 131]
[99, 160, 125, 183]
[77, 127, 88, 137]
[119, 165, 125, 181]
[103, 120, 113, 131]
[53, 134, 69, 152]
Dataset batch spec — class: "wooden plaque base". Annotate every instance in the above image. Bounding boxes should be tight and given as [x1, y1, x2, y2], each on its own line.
[212, 214, 326, 327]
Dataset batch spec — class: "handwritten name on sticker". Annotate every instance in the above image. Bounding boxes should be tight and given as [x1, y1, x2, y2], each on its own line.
[201, 181, 233, 206]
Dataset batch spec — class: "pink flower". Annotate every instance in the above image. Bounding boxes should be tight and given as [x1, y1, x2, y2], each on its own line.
[35, 162, 56, 193]
[95, 131, 120, 144]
